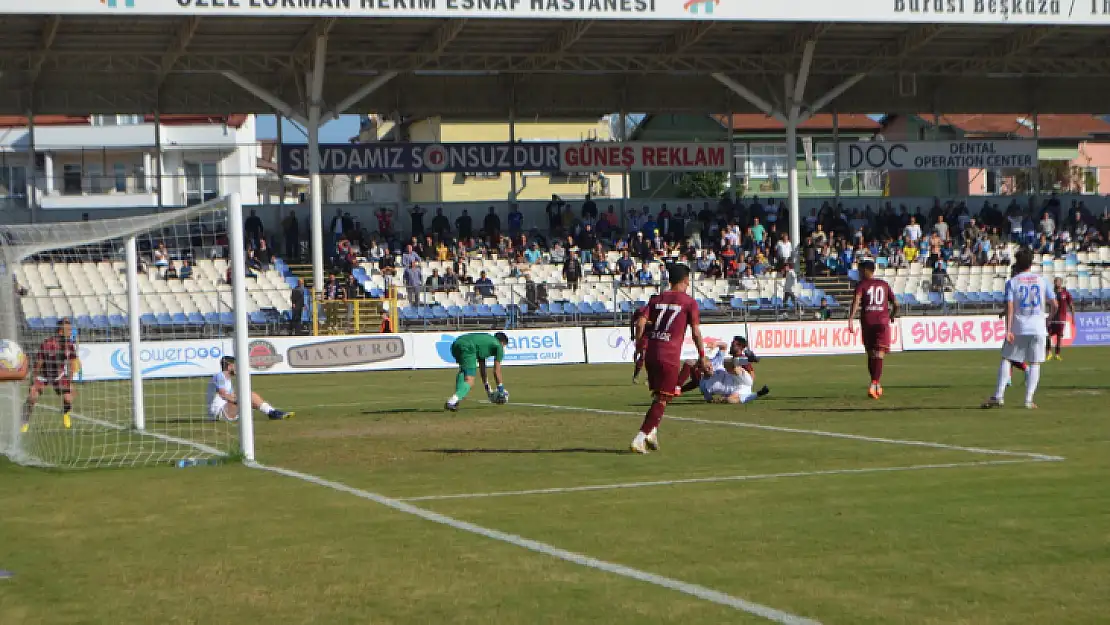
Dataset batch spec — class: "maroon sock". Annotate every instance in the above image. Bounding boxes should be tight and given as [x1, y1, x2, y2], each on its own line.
[1015, 362, 1028, 372]
[873, 358, 884, 383]
[633, 359, 643, 376]
[639, 400, 666, 435]
[866, 357, 876, 381]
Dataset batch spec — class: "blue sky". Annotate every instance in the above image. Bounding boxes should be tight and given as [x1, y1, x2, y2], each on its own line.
[255, 114, 361, 143]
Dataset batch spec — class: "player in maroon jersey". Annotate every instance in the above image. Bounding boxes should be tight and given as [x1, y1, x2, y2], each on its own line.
[848, 260, 899, 399]
[630, 264, 708, 454]
[22, 318, 79, 433]
[1046, 277, 1074, 361]
[630, 305, 650, 385]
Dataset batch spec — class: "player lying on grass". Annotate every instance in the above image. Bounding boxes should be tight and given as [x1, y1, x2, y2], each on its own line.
[207, 356, 293, 422]
[630, 264, 708, 455]
[445, 332, 510, 412]
[674, 335, 762, 396]
[848, 259, 898, 399]
[21, 318, 80, 433]
[983, 248, 1056, 410]
[699, 353, 770, 405]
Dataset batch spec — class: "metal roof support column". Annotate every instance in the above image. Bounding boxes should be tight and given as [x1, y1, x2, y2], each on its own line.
[711, 73, 786, 124]
[508, 84, 517, 205]
[27, 110, 36, 224]
[833, 109, 840, 204]
[221, 72, 309, 128]
[154, 110, 164, 210]
[796, 73, 867, 124]
[1032, 110, 1040, 202]
[727, 94, 737, 203]
[307, 33, 328, 296]
[784, 76, 802, 266]
[321, 71, 398, 124]
[619, 110, 628, 233]
[276, 112, 285, 208]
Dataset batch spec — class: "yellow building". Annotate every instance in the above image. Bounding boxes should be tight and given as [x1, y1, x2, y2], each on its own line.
[364, 116, 620, 203]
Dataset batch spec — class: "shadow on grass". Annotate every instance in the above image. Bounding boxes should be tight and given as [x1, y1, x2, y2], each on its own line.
[422, 447, 633, 455]
[360, 408, 446, 415]
[775, 406, 971, 413]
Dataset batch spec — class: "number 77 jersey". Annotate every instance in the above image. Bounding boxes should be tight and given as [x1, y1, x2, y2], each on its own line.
[1005, 271, 1055, 337]
[644, 290, 701, 363]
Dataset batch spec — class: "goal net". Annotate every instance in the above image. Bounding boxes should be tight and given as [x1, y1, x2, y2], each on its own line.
[0, 194, 256, 468]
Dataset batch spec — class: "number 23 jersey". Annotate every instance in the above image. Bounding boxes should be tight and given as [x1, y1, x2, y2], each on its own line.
[1005, 271, 1054, 337]
[644, 290, 700, 363]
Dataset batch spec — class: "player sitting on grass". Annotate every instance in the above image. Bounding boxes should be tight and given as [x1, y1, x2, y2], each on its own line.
[675, 335, 762, 396]
[700, 352, 770, 405]
[22, 318, 80, 433]
[445, 332, 510, 412]
[207, 356, 292, 422]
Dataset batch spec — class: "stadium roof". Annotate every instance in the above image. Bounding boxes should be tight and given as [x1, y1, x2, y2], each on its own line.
[3, 16, 1110, 117]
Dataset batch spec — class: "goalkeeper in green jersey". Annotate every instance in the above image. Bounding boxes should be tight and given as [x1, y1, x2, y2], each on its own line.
[445, 332, 510, 411]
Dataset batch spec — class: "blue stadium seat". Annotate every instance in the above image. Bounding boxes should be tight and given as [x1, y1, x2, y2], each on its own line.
[42, 316, 59, 329]
[284, 276, 299, 288]
[618, 301, 634, 313]
[477, 305, 495, 318]
[187, 312, 205, 327]
[461, 305, 479, 318]
[446, 305, 463, 318]
[140, 313, 158, 327]
[155, 313, 174, 327]
[928, 292, 944, 307]
[218, 312, 235, 326]
[27, 317, 46, 331]
[730, 297, 746, 310]
[591, 301, 609, 315]
[547, 302, 564, 316]
[108, 314, 127, 329]
[431, 306, 450, 319]
[400, 307, 418, 321]
[92, 315, 111, 329]
[513, 303, 529, 316]
[248, 311, 269, 325]
[490, 304, 507, 317]
[903, 294, 920, 306]
[203, 312, 221, 326]
[75, 315, 95, 330]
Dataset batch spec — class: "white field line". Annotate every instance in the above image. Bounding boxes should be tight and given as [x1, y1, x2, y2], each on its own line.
[40, 405, 227, 457]
[248, 461, 822, 625]
[506, 402, 1066, 462]
[398, 459, 1053, 502]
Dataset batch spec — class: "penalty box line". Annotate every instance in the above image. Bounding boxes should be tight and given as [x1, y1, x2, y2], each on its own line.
[248, 461, 823, 625]
[397, 459, 1051, 502]
[508, 402, 1066, 463]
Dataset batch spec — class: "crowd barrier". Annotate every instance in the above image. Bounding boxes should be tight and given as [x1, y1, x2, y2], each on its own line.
[71, 312, 1110, 382]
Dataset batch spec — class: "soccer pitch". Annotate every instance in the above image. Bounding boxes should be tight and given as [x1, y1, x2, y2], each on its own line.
[2, 349, 1108, 624]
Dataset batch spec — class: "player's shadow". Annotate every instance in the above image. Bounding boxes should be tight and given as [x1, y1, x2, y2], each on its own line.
[361, 408, 444, 415]
[422, 447, 633, 455]
[776, 406, 967, 413]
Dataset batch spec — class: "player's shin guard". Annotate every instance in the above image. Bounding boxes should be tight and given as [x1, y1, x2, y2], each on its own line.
[994, 359, 1011, 399]
[639, 400, 666, 436]
[454, 371, 472, 400]
[871, 357, 884, 383]
[1025, 364, 1041, 404]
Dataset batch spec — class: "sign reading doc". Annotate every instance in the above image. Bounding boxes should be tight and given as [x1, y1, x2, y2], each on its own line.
[412, 329, 585, 368]
[837, 140, 1037, 171]
[584, 324, 745, 364]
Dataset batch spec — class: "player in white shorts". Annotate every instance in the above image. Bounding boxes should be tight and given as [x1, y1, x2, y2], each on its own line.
[207, 356, 294, 422]
[983, 248, 1056, 410]
[700, 353, 770, 405]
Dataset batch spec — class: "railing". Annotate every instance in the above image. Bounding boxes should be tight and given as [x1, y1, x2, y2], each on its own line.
[310, 289, 399, 336]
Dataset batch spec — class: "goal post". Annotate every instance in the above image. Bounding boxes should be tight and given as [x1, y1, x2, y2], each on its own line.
[0, 193, 256, 468]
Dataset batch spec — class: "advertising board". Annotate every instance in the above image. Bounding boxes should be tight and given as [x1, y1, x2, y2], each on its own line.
[899, 316, 1009, 351]
[583, 323, 746, 364]
[746, 320, 904, 356]
[410, 328, 585, 368]
[1071, 312, 1110, 346]
[77, 340, 232, 381]
[837, 140, 1037, 171]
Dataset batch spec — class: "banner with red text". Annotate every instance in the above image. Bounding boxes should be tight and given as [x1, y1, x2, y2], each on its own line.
[745, 320, 903, 357]
[560, 142, 729, 172]
[899, 315, 1009, 351]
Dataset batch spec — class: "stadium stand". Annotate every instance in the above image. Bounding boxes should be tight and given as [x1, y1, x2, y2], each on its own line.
[13, 197, 1110, 334]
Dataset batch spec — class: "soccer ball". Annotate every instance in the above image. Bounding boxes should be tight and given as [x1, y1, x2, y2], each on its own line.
[0, 340, 29, 381]
[489, 389, 510, 405]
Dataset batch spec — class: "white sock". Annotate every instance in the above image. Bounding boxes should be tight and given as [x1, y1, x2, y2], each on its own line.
[647, 427, 657, 439]
[740, 393, 759, 404]
[259, 402, 274, 414]
[448, 394, 459, 404]
[994, 360, 1010, 400]
[1025, 364, 1041, 404]
[633, 431, 646, 445]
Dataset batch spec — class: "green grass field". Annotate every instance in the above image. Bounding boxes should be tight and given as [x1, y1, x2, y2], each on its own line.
[2, 349, 1108, 624]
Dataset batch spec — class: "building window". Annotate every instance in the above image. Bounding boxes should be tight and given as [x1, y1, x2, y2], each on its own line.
[133, 164, 146, 192]
[412, 173, 423, 184]
[0, 165, 27, 198]
[1081, 167, 1099, 194]
[63, 164, 82, 194]
[813, 142, 837, 177]
[88, 165, 105, 194]
[985, 169, 1001, 194]
[113, 163, 127, 192]
[184, 162, 219, 205]
[640, 171, 650, 191]
[745, 143, 789, 179]
[92, 115, 143, 126]
[671, 173, 682, 184]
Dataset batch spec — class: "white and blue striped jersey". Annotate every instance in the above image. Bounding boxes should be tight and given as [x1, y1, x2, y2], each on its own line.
[1004, 271, 1054, 338]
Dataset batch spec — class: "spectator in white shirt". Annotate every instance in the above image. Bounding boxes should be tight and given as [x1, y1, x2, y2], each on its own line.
[904, 217, 922, 245]
[1039, 212, 1056, 238]
[774, 234, 794, 265]
[934, 215, 950, 242]
[781, 262, 799, 314]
